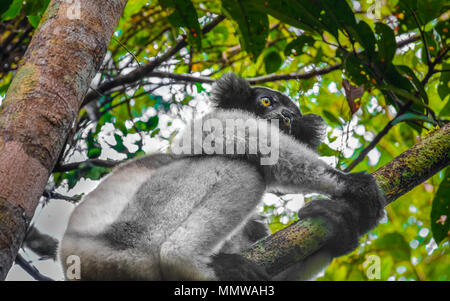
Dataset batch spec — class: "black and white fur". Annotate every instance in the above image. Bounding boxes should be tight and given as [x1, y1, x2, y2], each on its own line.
[59, 73, 385, 280]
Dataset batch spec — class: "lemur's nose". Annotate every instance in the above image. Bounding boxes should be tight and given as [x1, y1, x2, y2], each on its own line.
[280, 110, 293, 122]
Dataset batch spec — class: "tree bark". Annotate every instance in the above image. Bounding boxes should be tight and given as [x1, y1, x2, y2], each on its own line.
[0, 0, 127, 280]
[243, 123, 450, 276]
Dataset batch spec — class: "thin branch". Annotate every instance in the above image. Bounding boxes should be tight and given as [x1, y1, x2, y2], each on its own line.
[54, 158, 123, 172]
[82, 15, 225, 107]
[410, 9, 431, 65]
[344, 104, 410, 172]
[247, 65, 341, 84]
[111, 36, 141, 67]
[43, 190, 81, 203]
[109, 34, 422, 87]
[144, 65, 341, 85]
[15, 254, 54, 281]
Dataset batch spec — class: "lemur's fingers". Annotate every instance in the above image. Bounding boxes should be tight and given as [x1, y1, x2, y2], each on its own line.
[298, 198, 360, 257]
[340, 171, 386, 234]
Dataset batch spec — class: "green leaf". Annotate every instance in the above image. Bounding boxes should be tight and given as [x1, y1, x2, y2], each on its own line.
[84, 166, 110, 182]
[431, 168, 450, 245]
[0, 0, 13, 15]
[343, 54, 369, 86]
[417, 0, 444, 25]
[123, 0, 148, 18]
[379, 84, 427, 109]
[317, 143, 340, 157]
[27, 15, 40, 27]
[146, 115, 159, 131]
[1, 0, 22, 20]
[160, 0, 202, 49]
[151, 128, 161, 138]
[24, 0, 48, 15]
[63, 170, 80, 190]
[86, 132, 101, 159]
[396, 0, 421, 34]
[264, 51, 282, 73]
[112, 134, 129, 154]
[322, 110, 341, 126]
[396, 65, 429, 104]
[348, 21, 376, 58]
[437, 63, 450, 101]
[222, 0, 269, 59]
[375, 23, 397, 63]
[248, 0, 322, 33]
[195, 82, 206, 93]
[392, 112, 437, 125]
[320, 0, 356, 27]
[383, 64, 413, 91]
[374, 232, 411, 261]
[439, 101, 450, 118]
[284, 36, 315, 56]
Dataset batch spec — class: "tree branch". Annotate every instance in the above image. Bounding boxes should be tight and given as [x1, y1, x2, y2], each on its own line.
[145, 65, 341, 85]
[15, 254, 54, 281]
[243, 123, 450, 276]
[0, 0, 127, 280]
[344, 103, 411, 172]
[82, 31, 419, 107]
[136, 33, 420, 86]
[81, 15, 225, 107]
[43, 189, 81, 203]
[54, 158, 123, 172]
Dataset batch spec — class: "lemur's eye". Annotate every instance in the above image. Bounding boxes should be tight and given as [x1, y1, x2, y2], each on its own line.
[284, 119, 291, 127]
[261, 97, 271, 107]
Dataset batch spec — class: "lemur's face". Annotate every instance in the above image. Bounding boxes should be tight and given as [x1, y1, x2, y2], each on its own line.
[211, 73, 326, 149]
[250, 87, 325, 149]
[252, 87, 302, 134]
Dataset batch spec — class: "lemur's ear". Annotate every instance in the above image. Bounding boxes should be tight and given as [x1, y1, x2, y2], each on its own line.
[211, 73, 253, 109]
[293, 113, 327, 149]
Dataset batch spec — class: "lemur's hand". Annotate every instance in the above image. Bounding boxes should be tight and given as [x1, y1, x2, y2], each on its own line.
[298, 171, 385, 257]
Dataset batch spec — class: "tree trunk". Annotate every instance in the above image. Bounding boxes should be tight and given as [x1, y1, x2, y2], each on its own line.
[0, 0, 127, 280]
[243, 124, 450, 276]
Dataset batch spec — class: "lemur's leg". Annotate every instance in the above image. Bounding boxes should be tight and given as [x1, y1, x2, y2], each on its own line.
[159, 166, 269, 280]
[60, 233, 162, 280]
[219, 215, 270, 254]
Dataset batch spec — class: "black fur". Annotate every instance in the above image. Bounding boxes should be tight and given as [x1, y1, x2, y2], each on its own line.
[211, 73, 326, 149]
[298, 171, 385, 257]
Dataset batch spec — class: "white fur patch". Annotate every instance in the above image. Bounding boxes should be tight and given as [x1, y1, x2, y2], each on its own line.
[64, 166, 154, 236]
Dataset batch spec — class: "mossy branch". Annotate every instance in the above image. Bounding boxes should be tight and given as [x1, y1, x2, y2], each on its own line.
[243, 123, 450, 276]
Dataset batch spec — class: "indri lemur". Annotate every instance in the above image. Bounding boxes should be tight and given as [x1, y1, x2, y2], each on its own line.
[59, 73, 385, 280]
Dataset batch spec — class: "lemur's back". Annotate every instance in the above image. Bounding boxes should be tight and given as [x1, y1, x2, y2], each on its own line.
[59, 155, 265, 280]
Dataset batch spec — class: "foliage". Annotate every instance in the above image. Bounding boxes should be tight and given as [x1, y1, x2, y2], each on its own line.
[0, 0, 448, 280]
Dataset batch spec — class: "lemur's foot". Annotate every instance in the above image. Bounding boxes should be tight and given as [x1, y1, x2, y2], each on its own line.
[298, 197, 360, 256]
[298, 172, 385, 257]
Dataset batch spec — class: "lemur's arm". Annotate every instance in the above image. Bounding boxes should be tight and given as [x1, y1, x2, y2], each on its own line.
[175, 109, 385, 257]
